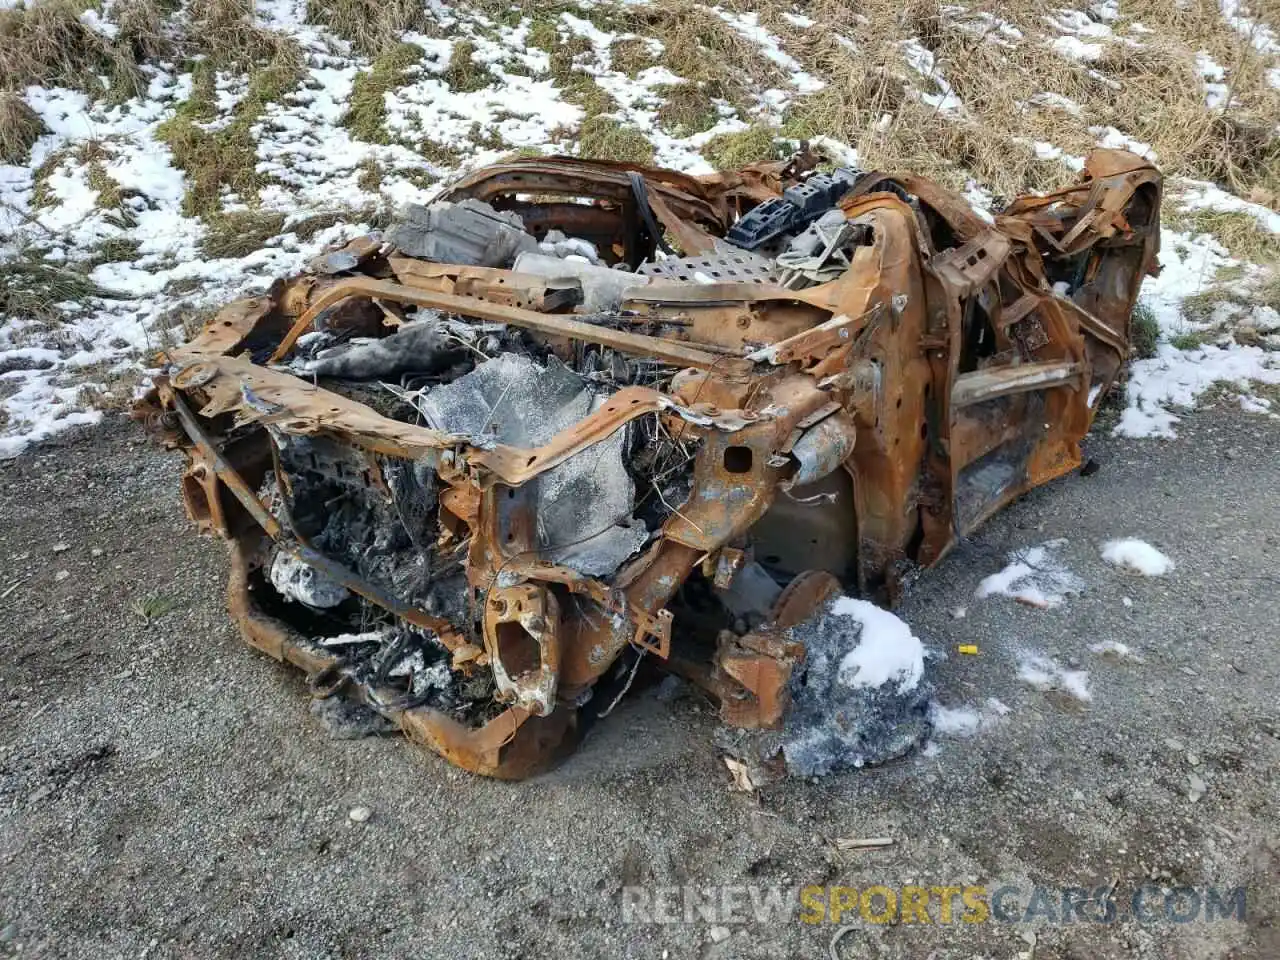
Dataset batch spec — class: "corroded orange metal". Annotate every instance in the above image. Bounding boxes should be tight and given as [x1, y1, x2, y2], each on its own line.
[138, 151, 1162, 778]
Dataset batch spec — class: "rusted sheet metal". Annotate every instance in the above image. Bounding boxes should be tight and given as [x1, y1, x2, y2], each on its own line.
[138, 149, 1161, 778]
[268, 275, 746, 371]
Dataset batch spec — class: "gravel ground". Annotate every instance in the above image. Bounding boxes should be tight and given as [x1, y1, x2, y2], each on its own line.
[0, 406, 1276, 960]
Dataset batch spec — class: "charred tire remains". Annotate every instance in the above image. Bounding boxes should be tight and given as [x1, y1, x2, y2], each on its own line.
[136, 149, 1161, 779]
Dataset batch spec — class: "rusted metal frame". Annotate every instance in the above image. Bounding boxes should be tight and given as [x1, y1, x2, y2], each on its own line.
[555, 539, 704, 691]
[464, 480, 674, 659]
[267, 276, 746, 372]
[387, 256, 577, 309]
[644, 187, 719, 256]
[915, 265, 962, 569]
[170, 392, 281, 538]
[1059, 295, 1130, 357]
[470, 385, 760, 486]
[226, 537, 564, 779]
[170, 392, 465, 643]
[439, 160, 727, 228]
[169, 353, 458, 458]
[950, 361, 1085, 408]
[172, 354, 751, 493]
[746, 304, 884, 365]
[228, 361, 733, 492]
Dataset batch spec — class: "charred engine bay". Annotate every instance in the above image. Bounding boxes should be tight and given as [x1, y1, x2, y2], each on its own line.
[140, 150, 1162, 779]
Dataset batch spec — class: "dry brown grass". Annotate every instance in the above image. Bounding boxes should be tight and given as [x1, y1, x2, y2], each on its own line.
[578, 116, 654, 164]
[305, 0, 425, 57]
[200, 209, 287, 259]
[654, 83, 720, 137]
[1170, 205, 1280, 261]
[732, 0, 1280, 200]
[0, 91, 44, 164]
[623, 0, 783, 107]
[609, 37, 656, 77]
[0, 0, 146, 98]
[195, 0, 298, 71]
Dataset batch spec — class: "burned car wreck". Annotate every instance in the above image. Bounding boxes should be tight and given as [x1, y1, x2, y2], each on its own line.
[137, 149, 1161, 778]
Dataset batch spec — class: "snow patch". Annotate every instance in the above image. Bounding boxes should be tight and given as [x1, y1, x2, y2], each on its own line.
[929, 697, 1011, 738]
[1118, 226, 1280, 438]
[1089, 640, 1145, 662]
[974, 539, 1084, 608]
[1100, 538, 1174, 576]
[1017, 653, 1092, 701]
[830, 596, 926, 693]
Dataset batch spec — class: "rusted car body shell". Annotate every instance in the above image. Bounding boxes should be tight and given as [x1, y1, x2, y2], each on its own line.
[138, 150, 1161, 778]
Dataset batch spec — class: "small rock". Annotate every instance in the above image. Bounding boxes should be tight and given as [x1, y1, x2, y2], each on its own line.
[28, 784, 53, 804]
[54, 570, 70, 582]
[1071, 789, 1086, 803]
[951, 606, 966, 619]
[1121, 596, 1133, 607]
[51, 543, 70, 553]
[1164, 737, 1185, 751]
[90, 548, 104, 558]
[654, 675, 683, 701]
[348, 806, 372, 823]
[1187, 773, 1207, 803]
[1187, 753, 1201, 766]
[709, 926, 731, 944]
[1224, 447, 1240, 460]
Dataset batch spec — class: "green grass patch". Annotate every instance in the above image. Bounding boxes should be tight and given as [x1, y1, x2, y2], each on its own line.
[288, 207, 376, 241]
[1170, 330, 1219, 351]
[159, 41, 306, 217]
[344, 41, 421, 144]
[1129, 301, 1160, 360]
[609, 37, 655, 77]
[85, 236, 141, 267]
[1179, 287, 1232, 326]
[561, 73, 618, 115]
[701, 124, 785, 171]
[357, 157, 384, 192]
[29, 147, 73, 209]
[85, 157, 123, 211]
[527, 18, 559, 53]
[131, 593, 179, 622]
[578, 116, 653, 165]
[500, 146, 545, 162]
[443, 40, 493, 93]
[1173, 207, 1280, 262]
[654, 83, 718, 138]
[200, 209, 286, 258]
[400, 165, 440, 192]
[304, 0, 423, 57]
[0, 259, 105, 323]
[548, 35, 593, 82]
[415, 137, 463, 167]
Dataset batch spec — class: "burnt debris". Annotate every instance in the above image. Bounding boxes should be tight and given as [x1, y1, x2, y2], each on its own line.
[138, 149, 1162, 779]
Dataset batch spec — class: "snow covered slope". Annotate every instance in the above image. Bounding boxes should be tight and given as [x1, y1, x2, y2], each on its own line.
[3, 0, 1280, 455]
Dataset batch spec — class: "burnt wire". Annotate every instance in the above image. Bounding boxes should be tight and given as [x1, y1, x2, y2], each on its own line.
[482, 349, 738, 582]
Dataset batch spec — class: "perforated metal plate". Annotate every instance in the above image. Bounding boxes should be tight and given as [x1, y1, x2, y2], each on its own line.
[636, 250, 776, 284]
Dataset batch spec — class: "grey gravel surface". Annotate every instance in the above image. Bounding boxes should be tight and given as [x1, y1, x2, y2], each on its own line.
[0, 407, 1276, 960]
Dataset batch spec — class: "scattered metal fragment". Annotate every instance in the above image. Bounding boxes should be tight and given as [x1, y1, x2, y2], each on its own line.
[831, 836, 895, 851]
[137, 149, 1162, 779]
